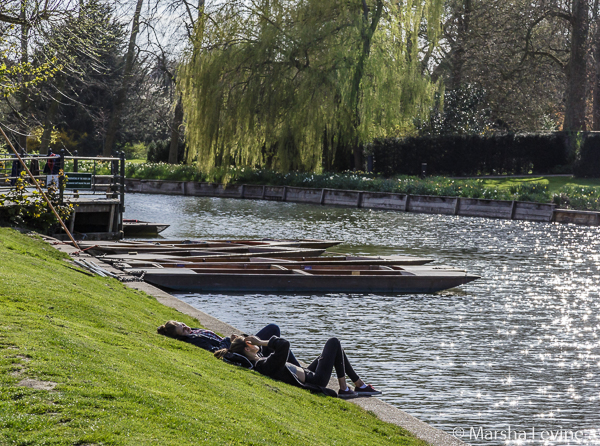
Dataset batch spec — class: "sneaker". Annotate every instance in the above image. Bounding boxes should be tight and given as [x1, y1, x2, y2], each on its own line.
[337, 387, 359, 399]
[354, 384, 382, 396]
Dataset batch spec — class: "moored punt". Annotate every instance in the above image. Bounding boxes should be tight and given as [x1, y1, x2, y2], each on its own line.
[123, 220, 170, 236]
[79, 244, 326, 258]
[131, 238, 343, 250]
[123, 263, 479, 294]
[72, 238, 341, 252]
[101, 254, 435, 266]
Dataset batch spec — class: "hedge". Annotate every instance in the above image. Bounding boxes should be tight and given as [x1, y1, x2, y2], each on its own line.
[372, 133, 570, 176]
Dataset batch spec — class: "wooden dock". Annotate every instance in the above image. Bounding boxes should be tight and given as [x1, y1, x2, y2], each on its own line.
[0, 151, 125, 240]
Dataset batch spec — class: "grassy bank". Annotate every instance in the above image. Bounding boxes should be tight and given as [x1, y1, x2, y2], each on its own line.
[0, 228, 425, 446]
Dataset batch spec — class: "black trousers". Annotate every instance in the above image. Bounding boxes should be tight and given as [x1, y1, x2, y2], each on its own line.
[304, 337, 360, 387]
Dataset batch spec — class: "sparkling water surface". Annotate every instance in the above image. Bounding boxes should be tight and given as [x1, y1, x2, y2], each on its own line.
[126, 193, 600, 445]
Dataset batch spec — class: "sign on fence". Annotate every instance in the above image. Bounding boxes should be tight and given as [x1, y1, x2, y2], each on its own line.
[64, 173, 92, 189]
[46, 175, 59, 187]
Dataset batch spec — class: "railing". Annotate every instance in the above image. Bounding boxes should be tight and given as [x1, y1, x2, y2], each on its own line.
[0, 150, 126, 210]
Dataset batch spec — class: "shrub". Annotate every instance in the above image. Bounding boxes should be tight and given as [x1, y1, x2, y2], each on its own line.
[372, 133, 569, 176]
[552, 186, 600, 210]
[573, 134, 600, 178]
[0, 172, 74, 232]
[146, 139, 186, 163]
[121, 142, 148, 160]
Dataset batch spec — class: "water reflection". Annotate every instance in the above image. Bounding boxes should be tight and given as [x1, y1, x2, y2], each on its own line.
[126, 194, 600, 445]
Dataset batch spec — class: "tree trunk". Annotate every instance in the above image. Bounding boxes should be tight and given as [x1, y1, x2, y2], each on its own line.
[450, 0, 472, 89]
[168, 96, 184, 164]
[593, 15, 600, 130]
[39, 76, 65, 155]
[349, 0, 383, 170]
[17, 1, 29, 154]
[563, 0, 589, 132]
[103, 0, 144, 156]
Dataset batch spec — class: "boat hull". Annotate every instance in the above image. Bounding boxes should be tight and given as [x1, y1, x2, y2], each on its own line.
[139, 270, 479, 294]
[123, 223, 170, 235]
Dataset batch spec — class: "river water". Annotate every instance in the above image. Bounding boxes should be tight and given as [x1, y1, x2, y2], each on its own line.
[126, 193, 600, 445]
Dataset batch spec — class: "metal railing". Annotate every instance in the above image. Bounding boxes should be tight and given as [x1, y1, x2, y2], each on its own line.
[0, 150, 126, 210]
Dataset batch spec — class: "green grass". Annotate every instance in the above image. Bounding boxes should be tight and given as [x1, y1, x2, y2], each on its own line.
[480, 176, 600, 194]
[0, 228, 425, 446]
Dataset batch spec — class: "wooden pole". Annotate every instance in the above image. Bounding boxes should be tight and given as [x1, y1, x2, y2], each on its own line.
[0, 126, 80, 250]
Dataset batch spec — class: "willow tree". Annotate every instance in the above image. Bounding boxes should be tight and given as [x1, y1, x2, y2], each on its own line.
[180, 0, 443, 171]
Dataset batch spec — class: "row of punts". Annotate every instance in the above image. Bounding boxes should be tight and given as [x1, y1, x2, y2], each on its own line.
[72, 238, 479, 294]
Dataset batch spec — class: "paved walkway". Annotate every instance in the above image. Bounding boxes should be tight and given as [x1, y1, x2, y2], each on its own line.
[46, 236, 466, 446]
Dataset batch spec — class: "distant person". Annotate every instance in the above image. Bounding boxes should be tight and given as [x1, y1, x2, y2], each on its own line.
[157, 321, 300, 366]
[214, 334, 381, 399]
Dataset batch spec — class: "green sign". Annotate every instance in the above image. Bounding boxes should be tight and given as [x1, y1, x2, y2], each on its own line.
[65, 172, 92, 190]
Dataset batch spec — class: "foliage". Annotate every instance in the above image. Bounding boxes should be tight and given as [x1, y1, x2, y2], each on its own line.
[125, 162, 205, 181]
[122, 141, 148, 160]
[146, 139, 185, 163]
[0, 171, 73, 231]
[371, 133, 569, 176]
[553, 186, 600, 211]
[573, 133, 600, 178]
[431, 0, 575, 132]
[0, 228, 426, 446]
[0, 28, 60, 98]
[416, 84, 494, 136]
[507, 183, 551, 203]
[180, 0, 443, 172]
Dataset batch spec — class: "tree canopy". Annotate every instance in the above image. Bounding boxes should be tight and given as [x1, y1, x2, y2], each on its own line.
[180, 0, 443, 172]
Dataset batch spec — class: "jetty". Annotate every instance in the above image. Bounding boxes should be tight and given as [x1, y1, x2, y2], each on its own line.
[0, 150, 125, 240]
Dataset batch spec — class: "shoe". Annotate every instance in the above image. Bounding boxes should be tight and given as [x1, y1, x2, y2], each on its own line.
[337, 388, 359, 399]
[354, 384, 382, 396]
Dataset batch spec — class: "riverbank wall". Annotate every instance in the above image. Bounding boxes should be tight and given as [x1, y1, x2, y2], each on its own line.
[122, 178, 600, 226]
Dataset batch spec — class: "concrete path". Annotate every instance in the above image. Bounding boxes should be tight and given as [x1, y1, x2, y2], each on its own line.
[45, 236, 467, 446]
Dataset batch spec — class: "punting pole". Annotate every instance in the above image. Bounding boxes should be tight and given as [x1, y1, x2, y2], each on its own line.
[0, 126, 81, 250]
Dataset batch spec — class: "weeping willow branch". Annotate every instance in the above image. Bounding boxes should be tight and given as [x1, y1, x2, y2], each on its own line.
[180, 0, 443, 172]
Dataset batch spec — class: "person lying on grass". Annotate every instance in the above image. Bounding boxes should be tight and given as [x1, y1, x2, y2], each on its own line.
[214, 335, 381, 399]
[157, 321, 300, 366]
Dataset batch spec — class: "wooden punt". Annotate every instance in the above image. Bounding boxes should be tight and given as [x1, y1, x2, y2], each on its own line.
[123, 263, 479, 294]
[83, 244, 326, 258]
[123, 220, 169, 236]
[74, 238, 341, 252]
[130, 238, 342, 250]
[101, 254, 434, 266]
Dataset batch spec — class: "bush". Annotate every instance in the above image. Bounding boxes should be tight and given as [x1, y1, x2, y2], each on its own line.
[553, 186, 600, 210]
[146, 139, 186, 163]
[372, 133, 569, 176]
[573, 133, 600, 178]
[121, 142, 148, 160]
[0, 172, 74, 232]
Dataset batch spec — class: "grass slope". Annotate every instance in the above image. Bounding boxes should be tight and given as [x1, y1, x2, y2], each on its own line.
[481, 176, 600, 194]
[0, 228, 425, 446]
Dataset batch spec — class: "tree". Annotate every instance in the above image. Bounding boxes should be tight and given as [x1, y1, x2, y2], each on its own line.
[1, 0, 71, 151]
[33, 0, 126, 155]
[431, 0, 600, 134]
[180, 0, 443, 172]
[102, 0, 144, 156]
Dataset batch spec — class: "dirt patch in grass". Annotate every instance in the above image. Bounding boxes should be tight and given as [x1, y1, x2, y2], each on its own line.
[17, 378, 57, 390]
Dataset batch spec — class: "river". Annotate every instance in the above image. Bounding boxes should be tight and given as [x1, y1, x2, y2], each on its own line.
[125, 193, 600, 445]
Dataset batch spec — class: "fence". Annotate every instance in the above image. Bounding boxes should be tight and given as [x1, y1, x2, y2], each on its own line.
[1, 150, 126, 236]
[0, 150, 125, 204]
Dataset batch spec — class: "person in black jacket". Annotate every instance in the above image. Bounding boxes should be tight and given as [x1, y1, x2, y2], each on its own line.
[214, 335, 381, 399]
[157, 320, 300, 366]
